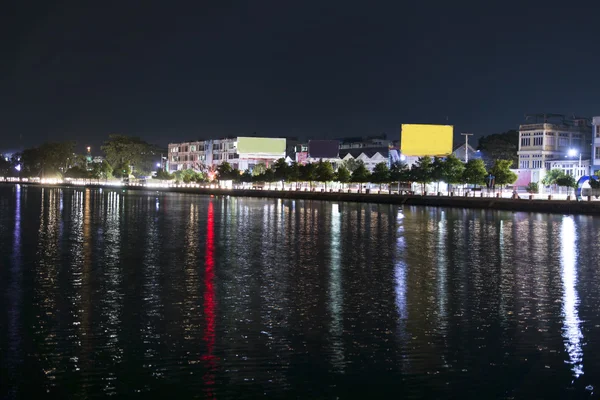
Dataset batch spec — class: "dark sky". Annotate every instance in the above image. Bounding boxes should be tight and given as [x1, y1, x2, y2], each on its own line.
[2, 1, 600, 152]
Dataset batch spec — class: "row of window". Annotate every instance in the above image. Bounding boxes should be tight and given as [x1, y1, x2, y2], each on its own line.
[170, 142, 237, 153]
[171, 153, 239, 162]
[521, 137, 576, 147]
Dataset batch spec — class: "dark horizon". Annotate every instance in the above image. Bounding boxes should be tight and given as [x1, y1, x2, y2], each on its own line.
[3, 1, 600, 152]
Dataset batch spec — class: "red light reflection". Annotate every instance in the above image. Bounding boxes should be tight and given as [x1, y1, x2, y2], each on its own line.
[202, 201, 217, 398]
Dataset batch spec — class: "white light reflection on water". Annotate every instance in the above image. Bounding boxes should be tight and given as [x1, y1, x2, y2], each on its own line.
[6, 184, 23, 396]
[329, 203, 345, 372]
[395, 209, 409, 344]
[437, 211, 447, 324]
[560, 216, 584, 379]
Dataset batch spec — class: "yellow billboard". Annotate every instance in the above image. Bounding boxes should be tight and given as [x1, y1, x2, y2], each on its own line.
[237, 137, 286, 154]
[400, 124, 453, 156]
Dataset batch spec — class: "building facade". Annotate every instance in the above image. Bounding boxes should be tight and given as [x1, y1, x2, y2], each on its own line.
[592, 116, 600, 174]
[517, 115, 592, 182]
[167, 137, 286, 173]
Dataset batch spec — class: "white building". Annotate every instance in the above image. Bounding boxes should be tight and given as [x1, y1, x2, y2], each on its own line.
[167, 137, 286, 173]
[592, 116, 600, 174]
[339, 147, 400, 171]
[517, 114, 591, 183]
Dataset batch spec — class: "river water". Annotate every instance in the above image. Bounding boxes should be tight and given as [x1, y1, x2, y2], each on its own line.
[1, 184, 600, 399]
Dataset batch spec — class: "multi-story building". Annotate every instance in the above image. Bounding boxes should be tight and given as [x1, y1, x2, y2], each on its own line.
[592, 117, 600, 174]
[167, 137, 286, 173]
[517, 114, 592, 183]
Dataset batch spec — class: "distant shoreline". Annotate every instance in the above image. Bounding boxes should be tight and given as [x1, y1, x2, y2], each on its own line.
[3, 182, 600, 215]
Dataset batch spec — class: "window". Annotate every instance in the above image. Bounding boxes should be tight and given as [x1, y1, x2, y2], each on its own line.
[546, 136, 555, 146]
[521, 138, 531, 147]
[596, 125, 600, 134]
[595, 147, 600, 159]
[559, 137, 569, 147]
[532, 160, 542, 168]
[533, 137, 543, 146]
[190, 145, 196, 152]
[520, 160, 529, 168]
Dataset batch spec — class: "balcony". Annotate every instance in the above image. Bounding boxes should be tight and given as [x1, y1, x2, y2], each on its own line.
[520, 123, 590, 133]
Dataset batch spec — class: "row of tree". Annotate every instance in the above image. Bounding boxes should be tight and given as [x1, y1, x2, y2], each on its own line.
[2, 135, 165, 179]
[158, 155, 517, 192]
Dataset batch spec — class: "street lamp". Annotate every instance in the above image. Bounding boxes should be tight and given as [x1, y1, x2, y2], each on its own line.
[568, 148, 582, 177]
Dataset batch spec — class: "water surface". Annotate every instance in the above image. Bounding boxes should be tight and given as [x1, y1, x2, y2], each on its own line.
[1, 185, 600, 398]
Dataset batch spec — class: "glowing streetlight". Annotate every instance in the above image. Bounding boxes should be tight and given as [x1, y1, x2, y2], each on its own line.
[568, 149, 582, 176]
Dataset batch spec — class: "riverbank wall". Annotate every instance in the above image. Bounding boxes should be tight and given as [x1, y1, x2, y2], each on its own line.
[6, 182, 600, 216]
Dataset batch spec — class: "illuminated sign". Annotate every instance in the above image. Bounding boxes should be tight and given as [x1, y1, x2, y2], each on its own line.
[400, 124, 453, 156]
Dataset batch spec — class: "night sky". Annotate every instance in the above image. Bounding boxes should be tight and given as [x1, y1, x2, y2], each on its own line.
[3, 1, 600, 152]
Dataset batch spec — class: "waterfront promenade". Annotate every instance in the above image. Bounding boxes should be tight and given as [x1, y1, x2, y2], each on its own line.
[2, 179, 600, 215]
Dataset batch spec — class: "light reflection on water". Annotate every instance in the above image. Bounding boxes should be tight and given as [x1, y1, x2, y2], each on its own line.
[561, 216, 584, 379]
[1, 186, 600, 398]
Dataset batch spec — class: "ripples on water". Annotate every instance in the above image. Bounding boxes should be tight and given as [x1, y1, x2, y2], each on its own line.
[1, 185, 600, 398]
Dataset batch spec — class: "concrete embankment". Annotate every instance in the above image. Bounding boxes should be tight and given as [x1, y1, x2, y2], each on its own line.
[88, 184, 600, 215]
[5, 182, 600, 215]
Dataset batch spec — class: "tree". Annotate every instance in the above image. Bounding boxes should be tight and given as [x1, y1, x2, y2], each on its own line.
[431, 157, 445, 192]
[20, 142, 76, 178]
[489, 159, 517, 189]
[440, 154, 466, 189]
[526, 182, 539, 194]
[316, 160, 335, 190]
[478, 130, 518, 167]
[64, 166, 90, 179]
[462, 159, 487, 186]
[389, 161, 410, 191]
[230, 168, 242, 184]
[342, 158, 363, 173]
[180, 169, 201, 184]
[411, 156, 434, 193]
[273, 158, 290, 183]
[300, 163, 317, 188]
[216, 161, 233, 180]
[556, 174, 577, 194]
[263, 168, 276, 189]
[90, 160, 113, 180]
[351, 163, 371, 192]
[371, 162, 390, 191]
[155, 168, 173, 180]
[288, 161, 301, 188]
[0, 155, 11, 176]
[241, 169, 253, 184]
[541, 169, 565, 187]
[102, 134, 162, 177]
[252, 162, 267, 176]
[113, 162, 131, 179]
[335, 165, 351, 189]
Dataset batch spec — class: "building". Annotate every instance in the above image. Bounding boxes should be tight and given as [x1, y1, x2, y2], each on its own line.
[452, 143, 481, 162]
[339, 147, 398, 171]
[517, 114, 592, 184]
[592, 116, 600, 174]
[335, 135, 401, 170]
[306, 140, 341, 166]
[338, 134, 394, 150]
[167, 137, 286, 173]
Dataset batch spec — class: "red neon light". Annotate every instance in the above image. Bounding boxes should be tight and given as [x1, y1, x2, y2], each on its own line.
[202, 201, 217, 398]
